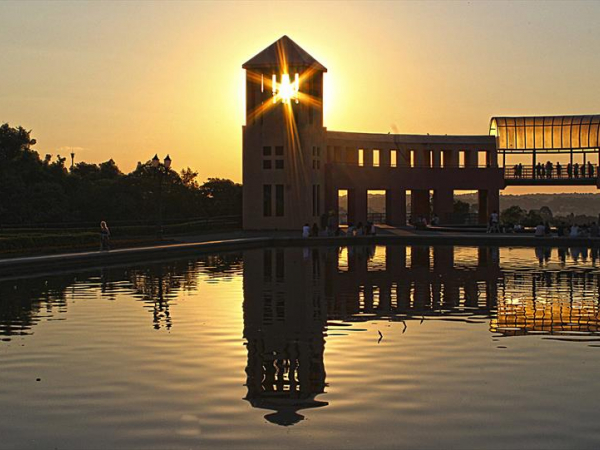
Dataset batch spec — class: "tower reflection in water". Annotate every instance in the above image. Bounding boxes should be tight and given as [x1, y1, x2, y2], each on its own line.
[242, 244, 600, 425]
[243, 248, 328, 426]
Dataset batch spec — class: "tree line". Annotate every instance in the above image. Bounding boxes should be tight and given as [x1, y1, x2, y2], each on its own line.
[0, 124, 241, 226]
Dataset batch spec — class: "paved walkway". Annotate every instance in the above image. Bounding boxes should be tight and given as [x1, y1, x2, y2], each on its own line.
[1, 227, 598, 279]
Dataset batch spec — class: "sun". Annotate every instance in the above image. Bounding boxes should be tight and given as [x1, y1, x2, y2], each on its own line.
[272, 73, 299, 104]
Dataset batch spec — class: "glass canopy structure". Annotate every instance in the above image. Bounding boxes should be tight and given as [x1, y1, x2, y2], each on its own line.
[490, 115, 600, 153]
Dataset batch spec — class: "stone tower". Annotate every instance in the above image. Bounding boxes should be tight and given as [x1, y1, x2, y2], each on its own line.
[242, 36, 327, 230]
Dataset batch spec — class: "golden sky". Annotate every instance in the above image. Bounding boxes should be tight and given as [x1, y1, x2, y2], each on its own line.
[2, 1, 600, 193]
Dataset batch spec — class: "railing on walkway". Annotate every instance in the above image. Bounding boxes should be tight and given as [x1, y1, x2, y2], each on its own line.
[367, 213, 386, 224]
[504, 164, 599, 181]
[0, 215, 242, 233]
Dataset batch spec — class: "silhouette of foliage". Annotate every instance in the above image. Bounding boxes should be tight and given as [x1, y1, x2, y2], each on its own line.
[0, 124, 242, 225]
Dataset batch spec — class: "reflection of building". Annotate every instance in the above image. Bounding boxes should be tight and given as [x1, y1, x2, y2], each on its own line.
[243, 248, 328, 426]
[492, 255, 600, 336]
[327, 245, 502, 321]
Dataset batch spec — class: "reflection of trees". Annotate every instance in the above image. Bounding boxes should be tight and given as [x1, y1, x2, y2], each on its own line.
[0, 253, 243, 338]
[0, 275, 71, 339]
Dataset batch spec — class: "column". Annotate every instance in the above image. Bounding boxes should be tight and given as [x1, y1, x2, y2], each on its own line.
[363, 148, 373, 167]
[432, 189, 453, 224]
[386, 245, 406, 273]
[398, 148, 410, 167]
[486, 189, 500, 219]
[415, 147, 430, 167]
[434, 246, 454, 271]
[432, 149, 442, 168]
[411, 189, 430, 222]
[486, 149, 498, 167]
[386, 189, 407, 226]
[324, 184, 338, 220]
[465, 149, 478, 168]
[348, 188, 367, 225]
[443, 149, 459, 168]
[380, 149, 391, 167]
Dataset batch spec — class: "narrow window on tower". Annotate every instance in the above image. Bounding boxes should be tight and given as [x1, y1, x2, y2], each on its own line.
[358, 149, 364, 167]
[263, 185, 272, 217]
[317, 185, 321, 216]
[275, 185, 284, 217]
[391, 150, 397, 167]
[312, 185, 321, 216]
[373, 149, 380, 167]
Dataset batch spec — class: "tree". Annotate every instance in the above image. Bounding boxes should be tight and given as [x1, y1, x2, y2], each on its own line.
[453, 200, 470, 215]
[200, 178, 242, 216]
[539, 206, 553, 222]
[501, 205, 526, 225]
[0, 123, 243, 225]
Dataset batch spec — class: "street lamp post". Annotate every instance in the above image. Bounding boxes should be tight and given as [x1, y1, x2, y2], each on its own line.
[151, 154, 172, 240]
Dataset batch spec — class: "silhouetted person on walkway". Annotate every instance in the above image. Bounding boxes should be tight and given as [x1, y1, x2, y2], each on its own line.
[356, 222, 364, 236]
[302, 223, 310, 238]
[556, 162, 562, 178]
[488, 210, 499, 233]
[311, 223, 319, 237]
[567, 163, 573, 178]
[574, 163, 580, 178]
[100, 221, 110, 251]
[589, 162, 594, 178]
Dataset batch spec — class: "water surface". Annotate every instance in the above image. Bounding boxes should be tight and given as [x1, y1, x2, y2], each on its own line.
[1, 245, 600, 449]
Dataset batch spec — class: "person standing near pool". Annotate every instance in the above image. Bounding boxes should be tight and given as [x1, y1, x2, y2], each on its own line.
[302, 223, 310, 238]
[100, 221, 111, 251]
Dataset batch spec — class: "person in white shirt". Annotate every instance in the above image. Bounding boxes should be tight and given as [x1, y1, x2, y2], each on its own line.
[570, 224, 580, 238]
[535, 223, 545, 237]
[302, 223, 310, 238]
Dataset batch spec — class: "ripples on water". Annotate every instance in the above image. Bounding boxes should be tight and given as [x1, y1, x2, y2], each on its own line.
[1, 245, 600, 449]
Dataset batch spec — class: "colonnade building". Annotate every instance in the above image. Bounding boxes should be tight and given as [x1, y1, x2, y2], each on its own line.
[241, 36, 504, 229]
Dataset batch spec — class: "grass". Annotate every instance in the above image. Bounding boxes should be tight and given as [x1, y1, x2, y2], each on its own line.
[0, 217, 242, 256]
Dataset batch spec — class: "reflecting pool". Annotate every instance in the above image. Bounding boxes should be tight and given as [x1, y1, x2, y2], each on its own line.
[1, 245, 600, 449]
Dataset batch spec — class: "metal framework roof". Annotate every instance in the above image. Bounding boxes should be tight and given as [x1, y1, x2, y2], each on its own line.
[490, 115, 600, 152]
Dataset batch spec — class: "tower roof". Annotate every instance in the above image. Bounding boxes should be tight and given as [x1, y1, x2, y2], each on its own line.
[242, 35, 327, 72]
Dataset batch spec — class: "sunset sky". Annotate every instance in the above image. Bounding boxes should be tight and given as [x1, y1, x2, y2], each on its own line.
[2, 1, 600, 193]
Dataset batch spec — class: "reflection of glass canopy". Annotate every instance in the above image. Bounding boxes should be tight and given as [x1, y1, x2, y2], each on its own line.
[490, 115, 600, 152]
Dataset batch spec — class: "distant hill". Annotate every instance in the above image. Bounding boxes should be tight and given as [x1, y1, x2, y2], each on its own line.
[456, 193, 600, 216]
[339, 193, 600, 216]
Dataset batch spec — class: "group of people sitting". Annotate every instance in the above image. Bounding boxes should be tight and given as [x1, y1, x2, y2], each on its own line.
[516, 222, 600, 238]
[512, 161, 595, 179]
[302, 221, 376, 238]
